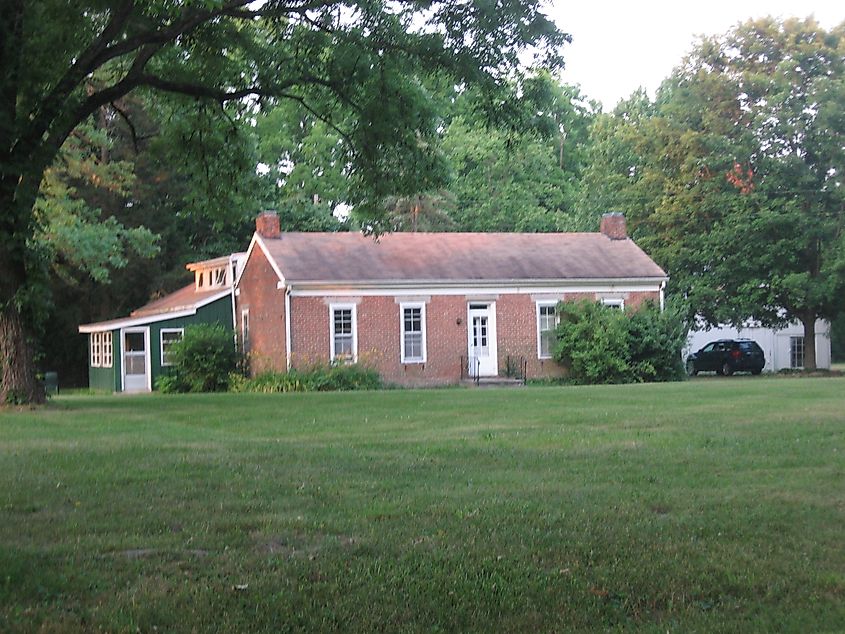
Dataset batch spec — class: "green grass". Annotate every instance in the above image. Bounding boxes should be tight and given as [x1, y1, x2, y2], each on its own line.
[1, 378, 844, 632]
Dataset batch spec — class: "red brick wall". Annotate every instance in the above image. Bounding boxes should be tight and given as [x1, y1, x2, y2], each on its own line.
[237, 277, 661, 384]
[496, 294, 566, 379]
[283, 290, 660, 385]
[237, 245, 286, 374]
[289, 296, 331, 367]
[289, 295, 467, 386]
[623, 291, 659, 310]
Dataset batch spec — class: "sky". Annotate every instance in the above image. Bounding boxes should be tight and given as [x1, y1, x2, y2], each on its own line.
[550, 0, 845, 110]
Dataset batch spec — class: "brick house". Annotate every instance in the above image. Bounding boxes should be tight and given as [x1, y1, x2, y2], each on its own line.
[235, 212, 668, 385]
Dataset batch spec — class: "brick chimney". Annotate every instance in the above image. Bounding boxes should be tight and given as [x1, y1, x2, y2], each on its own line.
[600, 212, 627, 240]
[256, 210, 280, 239]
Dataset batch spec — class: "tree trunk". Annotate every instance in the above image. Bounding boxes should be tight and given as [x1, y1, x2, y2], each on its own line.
[0, 303, 45, 404]
[801, 313, 817, 371]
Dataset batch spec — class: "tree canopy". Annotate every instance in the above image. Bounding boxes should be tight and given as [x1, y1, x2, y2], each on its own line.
[579, 17, 845, 368]
[0, 0, 568, 401]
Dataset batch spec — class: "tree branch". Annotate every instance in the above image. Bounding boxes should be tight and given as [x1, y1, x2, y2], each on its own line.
[15, 1, 136, 152]
[109, 101, 140, 154]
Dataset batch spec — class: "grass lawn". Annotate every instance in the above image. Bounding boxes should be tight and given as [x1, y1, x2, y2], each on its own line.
[1, 378, 844, 633]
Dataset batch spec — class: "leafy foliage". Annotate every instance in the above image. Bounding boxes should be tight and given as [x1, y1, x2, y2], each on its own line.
[229, 364, 382, 393]
[441, 79, 597, 232]
[157, 325, 239, 393]
[577, 18, 845, 368]
[1, 0, 568, 402]
[35, 121, 159, 284]
[553, 301, 687, 384]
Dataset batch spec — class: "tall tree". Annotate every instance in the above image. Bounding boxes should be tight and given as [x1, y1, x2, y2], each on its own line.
[580, 17, 845, 369]
[443, 77, 597, 232]
[0, 0, 567, 402]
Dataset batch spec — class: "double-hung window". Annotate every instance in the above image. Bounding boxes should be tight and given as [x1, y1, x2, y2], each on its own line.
[601, 298, 624, 310]
[400, 303, 426, 363]
[536, 302, 558, 359]
[330, 304, 357, 362]
[160, 329, 184, 367]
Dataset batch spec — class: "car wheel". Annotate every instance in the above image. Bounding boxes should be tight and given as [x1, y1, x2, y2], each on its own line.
[751, 367, 762, 375]
[686, 360, 698, 377]
[721, 362, 733, 377]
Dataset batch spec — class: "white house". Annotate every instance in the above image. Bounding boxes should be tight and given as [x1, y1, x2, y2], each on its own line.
[686, 319, 831, 372]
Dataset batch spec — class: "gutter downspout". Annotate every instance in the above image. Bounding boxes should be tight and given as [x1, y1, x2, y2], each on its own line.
[285, 286, 292, 371]
[659, 280, 666, 312]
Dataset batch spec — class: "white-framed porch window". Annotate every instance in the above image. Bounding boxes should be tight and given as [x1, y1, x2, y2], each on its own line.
[601, 298, 625, 310]
[330, 303, 357, 363]
[90, 332, 113, 368]
[90, 333, 101, 367]
[101, 331, 113, 368]
[400, 302, 426, 363]
[160, 328, 184, 367]
[536, 302, 558, 359]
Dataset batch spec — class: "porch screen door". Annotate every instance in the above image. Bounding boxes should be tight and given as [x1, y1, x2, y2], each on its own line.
[123, 330, 149, 392]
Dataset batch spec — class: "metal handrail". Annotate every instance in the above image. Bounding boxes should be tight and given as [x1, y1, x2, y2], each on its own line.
[460, 355, 481, 385]
[505, 355, 528, 381]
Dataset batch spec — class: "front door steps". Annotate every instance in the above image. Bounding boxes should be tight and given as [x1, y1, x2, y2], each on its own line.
[461, 377, 524, 388]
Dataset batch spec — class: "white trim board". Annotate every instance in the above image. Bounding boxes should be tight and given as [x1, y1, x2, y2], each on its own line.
[289, 282, 663, 298]
[235, 233, 287, 289]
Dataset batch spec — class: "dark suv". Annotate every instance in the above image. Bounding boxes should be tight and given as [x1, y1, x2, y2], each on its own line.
[686, 339, 765, 376]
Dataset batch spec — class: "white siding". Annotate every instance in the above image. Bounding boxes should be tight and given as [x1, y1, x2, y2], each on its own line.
[686, 319, 831, 372]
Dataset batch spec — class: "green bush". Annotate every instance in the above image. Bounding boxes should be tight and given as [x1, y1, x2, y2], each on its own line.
[230, 363, 382, 393]
[157, 324, 239, 393]
[553, 300, 687, 384]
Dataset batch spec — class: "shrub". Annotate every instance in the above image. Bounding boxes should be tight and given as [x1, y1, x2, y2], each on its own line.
[626, 302, 688, 382]
[553, 301, 631, 384]
[157, 324, 239, 393]
[230, 363, 382, 393]
[553, 300, 687, 384]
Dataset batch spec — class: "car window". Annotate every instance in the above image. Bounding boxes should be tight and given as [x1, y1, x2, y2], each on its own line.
[702, 343, 715, 352]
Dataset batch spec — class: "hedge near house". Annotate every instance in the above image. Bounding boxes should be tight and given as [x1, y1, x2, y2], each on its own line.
[157, 325, 239, 393]
[553, 300, 687, 384]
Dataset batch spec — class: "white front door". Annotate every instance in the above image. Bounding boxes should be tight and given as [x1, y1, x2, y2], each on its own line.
[122, 328, 151, 392]
[467, 302, 498, 377]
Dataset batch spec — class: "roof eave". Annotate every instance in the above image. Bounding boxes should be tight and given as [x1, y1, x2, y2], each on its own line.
[286, 276, 668, 290]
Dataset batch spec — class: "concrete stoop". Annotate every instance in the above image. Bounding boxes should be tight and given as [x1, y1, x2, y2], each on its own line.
[461, 377, 525, 388]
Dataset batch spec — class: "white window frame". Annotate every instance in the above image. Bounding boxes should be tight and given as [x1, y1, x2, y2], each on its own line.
[536, 301, 558, 359]
[601, 298, 625, 310]
[790, 336, 805, 369]
[329, 303, 357, 363]
[90, 332, 102, 367]
[102, 331, 113, 368]
[241, 309, 250, 352]
[400, 302, 427, 364]
[212, 266, 227, 287]
[160, 328, 184, 367]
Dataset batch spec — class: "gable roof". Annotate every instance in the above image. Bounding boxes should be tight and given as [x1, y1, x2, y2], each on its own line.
[257, 232, 667, 285]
